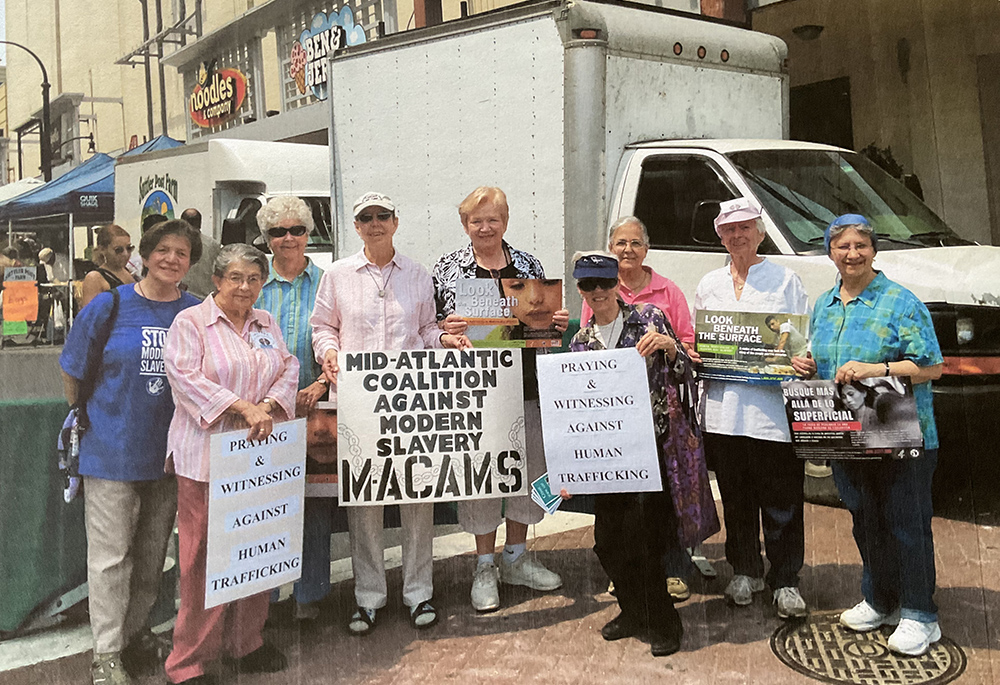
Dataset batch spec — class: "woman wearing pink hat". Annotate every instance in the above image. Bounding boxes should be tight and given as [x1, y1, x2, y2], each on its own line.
[693, 198, 814, 619]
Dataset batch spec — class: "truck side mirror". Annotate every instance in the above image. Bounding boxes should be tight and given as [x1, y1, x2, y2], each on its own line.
[691, 200, 721, 246]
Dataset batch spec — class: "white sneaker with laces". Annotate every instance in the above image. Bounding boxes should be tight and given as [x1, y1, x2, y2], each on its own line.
[499, 554, 563, 591]
[839, 600, 901, 632]
[773, 587, 808, 618]
[471, 561, 500, 612]
[725, 575, 765, 606]
[887, 618, 941, 656]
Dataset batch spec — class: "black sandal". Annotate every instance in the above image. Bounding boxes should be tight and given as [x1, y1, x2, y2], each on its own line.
[410, 600, 439, 629]
[347, 607, 376, 636]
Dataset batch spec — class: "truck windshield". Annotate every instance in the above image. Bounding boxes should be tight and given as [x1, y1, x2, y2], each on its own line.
[726, 149, 972, 253]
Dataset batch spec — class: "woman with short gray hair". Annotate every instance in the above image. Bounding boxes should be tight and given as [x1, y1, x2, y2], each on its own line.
[581, 216, 695, 348]
[164, 242, 298, 684]
[254, 196, 331, 621]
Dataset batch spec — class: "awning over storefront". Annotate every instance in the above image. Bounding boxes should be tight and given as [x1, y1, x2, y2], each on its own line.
[0, 135, 184, 223]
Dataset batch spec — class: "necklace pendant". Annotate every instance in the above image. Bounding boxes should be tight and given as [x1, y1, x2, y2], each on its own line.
[378, 289, 386, 298]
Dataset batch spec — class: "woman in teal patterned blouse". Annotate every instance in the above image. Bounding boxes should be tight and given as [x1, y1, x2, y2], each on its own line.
[807, 214, 944, 657]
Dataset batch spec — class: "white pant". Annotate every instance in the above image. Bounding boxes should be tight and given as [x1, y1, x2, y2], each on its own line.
[84, 475, 177, 653]
[348, 502, 434, 609]
[458, 399, 546, 536]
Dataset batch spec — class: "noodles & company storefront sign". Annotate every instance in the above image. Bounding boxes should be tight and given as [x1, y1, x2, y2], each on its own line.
[189, 61, 248, 128]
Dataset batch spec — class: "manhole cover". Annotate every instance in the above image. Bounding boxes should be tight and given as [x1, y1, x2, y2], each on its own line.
[771, 610, 966, 685]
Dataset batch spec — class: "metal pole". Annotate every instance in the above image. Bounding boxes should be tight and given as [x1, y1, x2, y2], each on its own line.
[139, 0, 156, 141]
[0, 41, 53, 181]
[155, 0, 169, 137]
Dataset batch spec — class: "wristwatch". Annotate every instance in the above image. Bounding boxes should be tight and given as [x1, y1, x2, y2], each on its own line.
[884, 361, 891, 377]
[316, 376, 329, 386]
[261, 397, 275, 413]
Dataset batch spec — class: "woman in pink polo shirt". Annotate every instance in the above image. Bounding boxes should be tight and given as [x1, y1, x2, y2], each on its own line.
[581, 216, 695, 348]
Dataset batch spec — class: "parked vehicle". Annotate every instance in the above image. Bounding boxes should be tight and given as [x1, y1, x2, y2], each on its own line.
[326, 0, 1000, 489]
[114, 139, 333, 296]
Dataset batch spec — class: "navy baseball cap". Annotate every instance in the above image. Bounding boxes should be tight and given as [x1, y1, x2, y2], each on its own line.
[572, 251, 618, 279]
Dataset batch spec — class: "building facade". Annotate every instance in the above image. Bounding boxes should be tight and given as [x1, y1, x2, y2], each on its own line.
[752, 0, 1000, 245]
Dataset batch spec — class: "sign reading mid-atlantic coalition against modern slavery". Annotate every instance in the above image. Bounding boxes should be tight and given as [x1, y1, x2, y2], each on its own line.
[337, 348, 526, 505]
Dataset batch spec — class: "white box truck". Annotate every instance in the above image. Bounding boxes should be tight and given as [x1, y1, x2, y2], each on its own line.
[327, 0, 1000, 488]
[114, 139, 334, 297]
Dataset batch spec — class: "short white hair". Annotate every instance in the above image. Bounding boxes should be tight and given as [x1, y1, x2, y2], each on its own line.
[256, 196, 314, 241]
[607, 216, 650, 247]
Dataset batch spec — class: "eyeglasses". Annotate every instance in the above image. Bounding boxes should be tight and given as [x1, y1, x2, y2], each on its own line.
[224, 273, 263, 287]
[357, 211, 394, 224]
[612, 239, 646, 250]
[113, 244, 135, 255]
[267, 225, 308, 238]
[577, 278, 619, 292]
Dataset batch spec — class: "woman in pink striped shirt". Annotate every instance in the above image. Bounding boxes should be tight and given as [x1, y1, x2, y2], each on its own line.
[163, 243, 299, 685]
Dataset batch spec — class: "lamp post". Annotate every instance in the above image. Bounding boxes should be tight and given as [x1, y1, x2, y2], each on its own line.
[0, 40, 52, 182]
[57, 133, 97, 155]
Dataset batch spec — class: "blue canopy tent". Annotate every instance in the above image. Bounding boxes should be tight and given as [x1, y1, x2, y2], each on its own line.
[0, 135, 184, 223]
[1, 135, 185, 343]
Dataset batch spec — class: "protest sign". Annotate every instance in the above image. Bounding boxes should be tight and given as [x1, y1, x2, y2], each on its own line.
[781, 377, 924, 460]
[206, 419, 306, 608]
[695, 309, 809, 384]
[2, 267, 39, 322]
[337, 348, 526, 505]
[456, 278, 563, 348]
[536, 348, 661, 494]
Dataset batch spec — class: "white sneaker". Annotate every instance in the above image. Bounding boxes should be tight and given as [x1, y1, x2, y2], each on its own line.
[500, 554, 563, 591]
[887, 618, 942, 656]
[725, 575, 765, 606]
[471, 561, 500, 612]
[773, 587, 808, 618]
[839, 600, 901, 632]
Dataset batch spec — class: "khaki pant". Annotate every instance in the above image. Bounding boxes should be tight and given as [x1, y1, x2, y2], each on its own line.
[457, 399, 546, 535]
[84, 475, 177, 653]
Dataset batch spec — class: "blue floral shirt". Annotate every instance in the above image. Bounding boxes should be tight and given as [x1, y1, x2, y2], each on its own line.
[810, 271, 944, 449]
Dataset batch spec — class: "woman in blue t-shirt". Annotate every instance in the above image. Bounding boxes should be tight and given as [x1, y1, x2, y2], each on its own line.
[60, 219, 203, 685]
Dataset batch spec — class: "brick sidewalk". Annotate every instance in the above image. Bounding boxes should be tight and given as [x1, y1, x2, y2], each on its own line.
[7, 503, 1000, 684]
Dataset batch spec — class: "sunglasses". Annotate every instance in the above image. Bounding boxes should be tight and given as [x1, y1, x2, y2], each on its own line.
[357, 211, 394, 224]
[267, 225, 308, 238]
[113, 244, 135, 255]
[577, 277, 619, 292]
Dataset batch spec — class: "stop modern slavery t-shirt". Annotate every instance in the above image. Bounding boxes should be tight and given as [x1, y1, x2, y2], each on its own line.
[60, 285, 199, 481]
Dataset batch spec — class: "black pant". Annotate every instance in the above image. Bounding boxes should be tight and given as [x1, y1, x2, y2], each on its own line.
[706, 433, 804, 589]
[593, 490, 681, 636]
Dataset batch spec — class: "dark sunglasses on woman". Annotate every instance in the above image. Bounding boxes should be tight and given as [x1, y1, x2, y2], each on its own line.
[113, 244, 135, 255]
[356, 212, 394, 223]
[577, 277, 619, 292]
[267, 225, 309, 238]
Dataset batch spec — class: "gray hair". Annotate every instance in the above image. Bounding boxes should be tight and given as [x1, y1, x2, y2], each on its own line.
[826, 222, 879, 254]
[214, 243, 269, 279]
[256, 195, 315, 241]
[607, 216, 650, 248]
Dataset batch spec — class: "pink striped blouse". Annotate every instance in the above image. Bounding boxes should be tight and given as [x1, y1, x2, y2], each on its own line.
[310, 249, 443, 365]
[165, 295, 299, 482]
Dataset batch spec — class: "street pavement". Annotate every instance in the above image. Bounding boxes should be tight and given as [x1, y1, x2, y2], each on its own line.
[3, 501, 1000, 684]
